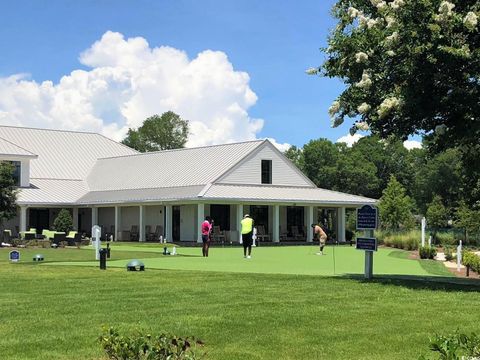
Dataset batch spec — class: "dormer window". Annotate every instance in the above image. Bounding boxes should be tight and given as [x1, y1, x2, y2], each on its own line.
[261, 159, 272, 184]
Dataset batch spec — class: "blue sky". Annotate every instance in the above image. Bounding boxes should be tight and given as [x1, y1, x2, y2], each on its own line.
[0, 0, 370, 148]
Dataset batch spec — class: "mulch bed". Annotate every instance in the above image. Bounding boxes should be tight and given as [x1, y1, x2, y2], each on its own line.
[408, 250, 480, 279]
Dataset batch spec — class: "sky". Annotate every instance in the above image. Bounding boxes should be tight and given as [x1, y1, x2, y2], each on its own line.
[0, 0, 420, 150]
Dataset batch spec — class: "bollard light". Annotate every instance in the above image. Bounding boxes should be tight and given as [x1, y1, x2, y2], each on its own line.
[33, 254, 44, 261]
[126, 259, 145, 271]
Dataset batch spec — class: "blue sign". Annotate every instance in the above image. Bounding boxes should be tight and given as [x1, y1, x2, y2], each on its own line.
[357, 205, 378, 230]
[9, 250, 20, 262]
[356, 237, 377, 252]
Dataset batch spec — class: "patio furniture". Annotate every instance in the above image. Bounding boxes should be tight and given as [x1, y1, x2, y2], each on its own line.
[256, 225, 270, 242]
[152, 225, 164, 241]
[66, 231, 81, 246]
[52, 233, 66, 245]
[130, 226, 139, 241]
[24, 233, 36, 240]
[3, 230, 12, 243]
[145, 225, 154, 241]
[279, 226, 288, 241]
[213, 226, 226, 244]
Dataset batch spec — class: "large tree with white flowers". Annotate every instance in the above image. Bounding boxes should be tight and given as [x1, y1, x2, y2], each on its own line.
[311, 0, 479, 203]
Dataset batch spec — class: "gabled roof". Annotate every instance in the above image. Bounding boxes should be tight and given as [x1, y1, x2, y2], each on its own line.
[0, 136, 37, 158]
[0, 125, 138, 180]
[86, 140, 264, 191]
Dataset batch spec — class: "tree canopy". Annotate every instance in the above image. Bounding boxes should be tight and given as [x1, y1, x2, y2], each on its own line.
[0, 162, 18, 228]
[122, 111, 189, 152]
[379, 176, 414, 230]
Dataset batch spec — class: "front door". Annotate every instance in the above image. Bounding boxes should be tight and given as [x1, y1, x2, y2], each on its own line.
[172, 206, 181, 241]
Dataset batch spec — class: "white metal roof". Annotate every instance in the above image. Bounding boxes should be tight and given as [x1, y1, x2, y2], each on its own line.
[202, 184, 377, 206]
[0, 137, 37, 158]
[86, 140, 263, 191]
[17, 178, 89, 205]
[77, 185, 205, 205]
[0, 125, 138, 180]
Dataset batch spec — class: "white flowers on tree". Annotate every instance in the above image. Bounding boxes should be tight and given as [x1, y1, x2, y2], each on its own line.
[355, 52, 369, 63]
[305, 67, 319, 75]
[328, 100, 341, 117]
[387, 50, 396, 57]
[385, 16, 396, 28]
[357, 103, 371, 114]
[385, 32, 399, 46]
[435, 124, 447, 135]
[355, 122, 370, 131]
[378, 97, 401, 119]
[464, 12, 478, 31]
[356, 71, 372, 89]
[389, 0, 405, 10]
[348, 7, 360, 19]
[436, 1, 455, 22]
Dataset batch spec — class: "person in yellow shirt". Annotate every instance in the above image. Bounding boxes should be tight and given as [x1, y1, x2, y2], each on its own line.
[240, 214, 254, 259]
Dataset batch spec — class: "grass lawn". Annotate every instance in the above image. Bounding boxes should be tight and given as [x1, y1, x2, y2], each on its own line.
[0, 244, 478, 359]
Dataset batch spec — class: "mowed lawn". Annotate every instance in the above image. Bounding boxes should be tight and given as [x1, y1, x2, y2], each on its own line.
[0, 245, 479, 360]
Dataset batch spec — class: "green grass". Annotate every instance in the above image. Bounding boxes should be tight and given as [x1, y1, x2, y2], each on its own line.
[0, 245, 478, 360]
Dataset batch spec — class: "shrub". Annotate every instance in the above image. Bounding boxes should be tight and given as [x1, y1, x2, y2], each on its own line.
[419, 246, 437, 260]
[435, 232, 456, 247]
[99, 326, 204, 360]
[381, 230, 420, 250]
[419, 331, 480, 359]
[462, 251, 480, 273]
[52, 209, 73, 234]
[444, 246, 454, 262]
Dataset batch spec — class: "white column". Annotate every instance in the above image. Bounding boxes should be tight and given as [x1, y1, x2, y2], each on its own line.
[115, 206, 121, 241]
[197, 203, 204, 243]
[139, 205, 145, 242]
[20, 206, 28, 232]
[273, 205, 280, 242]
[307, 206, 314, 242]
[165, 205, 172, 242]
[91, 207, 98, 228]
[72, 207, 79, 230]
[337, 207, 346, 242]
[236, 204, 243, 243]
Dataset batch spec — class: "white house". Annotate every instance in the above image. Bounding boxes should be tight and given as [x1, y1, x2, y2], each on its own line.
[0, 125, 376, 243]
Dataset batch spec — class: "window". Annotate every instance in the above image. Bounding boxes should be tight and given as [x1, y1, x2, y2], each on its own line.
[261, 159, 272, 184]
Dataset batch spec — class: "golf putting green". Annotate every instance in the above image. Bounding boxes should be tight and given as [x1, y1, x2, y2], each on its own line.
[44, 245, 452, 277]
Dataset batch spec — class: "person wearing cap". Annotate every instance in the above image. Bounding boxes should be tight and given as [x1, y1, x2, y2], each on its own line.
[240, 214, 254, 259]
[201, 216, 213, 257]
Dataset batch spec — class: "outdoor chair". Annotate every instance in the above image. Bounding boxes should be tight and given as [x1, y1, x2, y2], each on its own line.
[24, 233, 36, 240]
[256, 225, 270, 242]
[130, 225, 139, 241]
[3, 230, 12, 243]
[66, 231, 79, 246]
[52, 233, 66, 246]
[291, 226, 304, 241]
[145, 225, 153, 241]
[152, 225, 164, 241]
[213, 226, 226, 244]
[279, 226, 288, 241]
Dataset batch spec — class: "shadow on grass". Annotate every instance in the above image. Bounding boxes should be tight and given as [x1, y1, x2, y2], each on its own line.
[339, 273, 480, 292]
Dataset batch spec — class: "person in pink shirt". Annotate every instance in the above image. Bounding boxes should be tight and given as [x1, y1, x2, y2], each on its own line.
[201, 216, 213, 257]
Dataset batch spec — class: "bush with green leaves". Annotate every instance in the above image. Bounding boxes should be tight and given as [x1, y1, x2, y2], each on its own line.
[419, 331, 480, 360]
[435, 232, 456, 247]
[443, 246, 454, 262]
[419, 246, 437, 260]
[381, 230, 420, 251]
[52, 209, 73, 234]
[99, 326, 204, 360]
[462, 251, 480, 273]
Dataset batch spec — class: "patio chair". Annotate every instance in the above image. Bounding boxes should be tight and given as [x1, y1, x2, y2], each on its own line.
[145, 225, 153, 241]
[52, 233, 66, 246]
[151, 225, 163, 241]
[66, 231, 78, 246]
[213, 226, 226, 244]
[24, 233, 36, 241]
[291, 226, 304, 241]
[279, 226, 288, 241]
[256, 225, 270, 242]
[130, 225, 139, 241]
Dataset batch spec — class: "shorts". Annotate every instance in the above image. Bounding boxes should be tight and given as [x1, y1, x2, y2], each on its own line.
[242, 232, 253, 247]
[320, 235, 327, 245]
[202, 234, 210, 243]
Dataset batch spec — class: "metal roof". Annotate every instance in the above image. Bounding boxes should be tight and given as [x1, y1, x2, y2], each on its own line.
[202, 184, 377, 206]
[0, 125, 138, 180]
[86, 140, 264, 191]
[0, 137, 37, 158]
[77, 185, 205, 205]
[17, 178, 89, 205]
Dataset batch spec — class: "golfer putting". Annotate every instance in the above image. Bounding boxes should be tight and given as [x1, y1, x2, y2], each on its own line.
[312, 223, 327, 255]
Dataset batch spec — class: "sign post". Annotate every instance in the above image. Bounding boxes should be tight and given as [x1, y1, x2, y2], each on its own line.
[92, 225, 101, 260]
[421, 217, 426, 247]
[9, 250, 20, 262]
[356, 205, 378, 280]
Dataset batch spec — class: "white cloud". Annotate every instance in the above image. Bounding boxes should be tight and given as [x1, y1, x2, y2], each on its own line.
[336, 133, 364, 147]
[403, 140, 422, 150]
[0, 31, 267, 147]
[265, 137, 291, 152]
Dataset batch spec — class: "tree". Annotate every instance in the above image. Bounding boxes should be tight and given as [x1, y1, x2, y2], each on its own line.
[0, 162, 18, 229]
[302, 139, 340, 189]
[426, 195, 448, 229]
[314, 0, 479, 201]
[122, 111, 189, 152]
[456, 201, 480, 243]
[284, 145, 304, 171]
[52, 209, 73, 234]
[379, 176, 414, 230]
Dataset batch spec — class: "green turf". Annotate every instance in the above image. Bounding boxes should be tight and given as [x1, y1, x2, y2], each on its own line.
[45, 244, 453, 277]
[0, 245, 478, 360]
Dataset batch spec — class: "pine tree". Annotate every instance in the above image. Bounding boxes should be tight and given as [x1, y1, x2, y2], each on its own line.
[426, 195, 448, 229]
[379, 176, 414, 230]
[52, 209, 73, 233]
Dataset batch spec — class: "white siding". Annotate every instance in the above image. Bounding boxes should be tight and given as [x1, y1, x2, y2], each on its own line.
[121, 206, 139, 231]
[218, 143, 313, 187]
[98, 207, 115, 231]
[145, 205, 164, 230]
